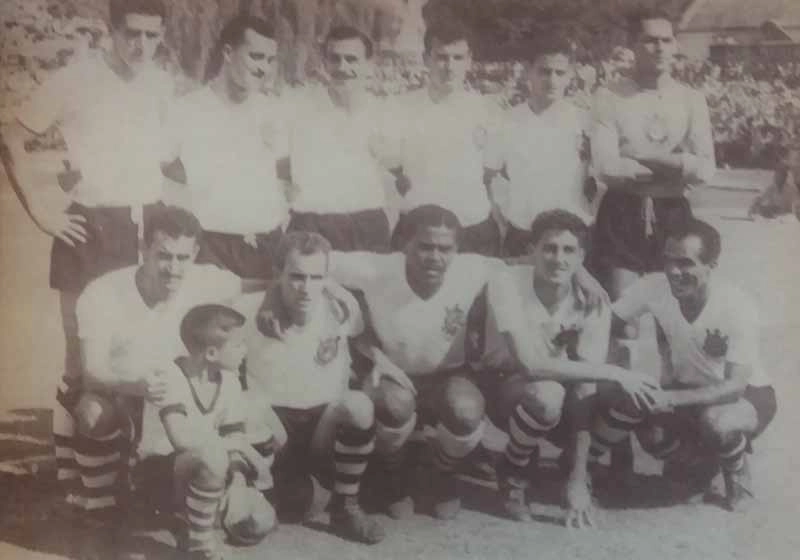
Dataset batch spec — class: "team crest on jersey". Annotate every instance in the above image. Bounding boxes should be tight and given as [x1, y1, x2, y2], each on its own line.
[315, 336, 341, 366]
[442, 305, 467, 338]
[702, 329, 729, 359]
[552, 325, 582, 361]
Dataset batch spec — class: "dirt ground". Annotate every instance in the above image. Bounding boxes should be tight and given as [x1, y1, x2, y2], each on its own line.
[1, 167, 799, 560]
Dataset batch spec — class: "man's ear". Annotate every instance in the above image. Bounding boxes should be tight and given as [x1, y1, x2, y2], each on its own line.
[205, 346, 219, 363]
[222, 43, 234, 64]
[192, 241, 200, 261]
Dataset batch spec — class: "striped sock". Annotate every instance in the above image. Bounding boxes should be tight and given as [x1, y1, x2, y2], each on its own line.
[73, 430, 126, 513]
[432, 421, 485, 473]
[505, 404, 558, 468]
[186, 483, 224, 556]
[719, 433, 747, 474]
[333, 425, 375, 496]
[590, 406, 644, 459]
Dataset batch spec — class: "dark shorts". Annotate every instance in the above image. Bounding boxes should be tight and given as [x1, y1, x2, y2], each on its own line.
[392, 213, 501, 257]
[411, 368, 481, 428]
[196, 227, 283, 279]
[591, 191, 692, 275]
[133, 453, 179, 512]
[50, 202, 163, 293]
[288, 208, 390, 253]
[271, 404, 333, 483]
[503, 223, 533, 258]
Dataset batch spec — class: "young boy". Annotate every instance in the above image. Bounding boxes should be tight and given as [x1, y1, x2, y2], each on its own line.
[136, 304, 275, 560]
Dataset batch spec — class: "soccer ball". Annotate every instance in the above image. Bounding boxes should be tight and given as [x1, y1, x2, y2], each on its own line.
[221, 484, 276, 546]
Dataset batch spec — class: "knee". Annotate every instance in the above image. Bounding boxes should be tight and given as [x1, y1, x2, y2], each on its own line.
[699, 406, 744, 447]
[373, 380, 416, 427]
[636, 424, 671, 454]
[190, 444, 230, 486]
[520, 381, 565, 425]
[341, 390, 375, 429]
[441, 381, 485, 435]
[74, 393, 118, 438]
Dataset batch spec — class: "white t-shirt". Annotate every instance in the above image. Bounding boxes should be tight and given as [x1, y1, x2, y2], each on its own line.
[591, 78, 716, 189]
[330, 252, 496, 375]
[236, 282, 363, 409]
[288, 88, 388, 213]
[138, 359, 245, 458]
[16, 55, 173, 207]
[76, 264, 241, 383]
[163, 87, 289, 234]
[391, 89, 495, 226]
[486, 100, 590, 228]
[613, 274, 769, 387]
[485, 265, 611, 369]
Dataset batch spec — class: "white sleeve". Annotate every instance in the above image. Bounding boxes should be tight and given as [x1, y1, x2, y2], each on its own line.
[75, 280, 114, 342]
[483, 118, 507, 171]
[326, 281, 365, 337]
[16, 65, 75, 134]
[206, 267, 243, 302]
[160, 96, 186, 163]
[487, 267, 526, 336]
[725, 298, 761, 368]
[328, 251, 386, 291]
[612, 276, 655, 322]
[680, 90, 716, 185]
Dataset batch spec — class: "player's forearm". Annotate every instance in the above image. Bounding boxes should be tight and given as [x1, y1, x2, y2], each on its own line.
[568, 429, 592, 483]
[517, 351, 630, 385]
[82, 369, 146, 397]
[667, 378, 747, 409]
[0, 123, 39, 215]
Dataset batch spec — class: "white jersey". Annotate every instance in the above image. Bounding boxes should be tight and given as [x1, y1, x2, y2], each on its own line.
[76, 265, 241, 383]
[391, 89, 496, 226]
[139, 359, 245, 458]
[16, 55, 174, 207]
[486, 100, 590, 228]
[485, 265, 611, 370]
[288, 88, 388, 214]
[163, 87, 289, 234]
[236, 282, 363, 409]
[613, 274, 769, 387]
[331, 252, 496, 375]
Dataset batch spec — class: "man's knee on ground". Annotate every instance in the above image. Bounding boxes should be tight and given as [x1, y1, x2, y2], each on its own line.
[636, 423, 671, 455]
[440, 378, 485, 436]
[340, 390, 375, 430]
[74, 393, 119, 438]
[372, 379, 416, 427]
[186, 444, 230, 487]
[698, 403, 755, 447]
[520, 380, 565, 426]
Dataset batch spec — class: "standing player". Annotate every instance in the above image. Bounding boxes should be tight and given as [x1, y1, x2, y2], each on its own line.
[286, 26, 392, 252]
[481, 210, 658, 527]
[485, 36, 591, 256]
[0, 0, 175, 512]
[236, 232, 385, 544]
[136, 304, 275, 560]
[328, 205, 611, 521]
[162, 15, 290, 278]
[590, 8, 715, 300]
[590, 219, 776, 512]
[389, 20, 501, 256]
[67, 206, 244, 524]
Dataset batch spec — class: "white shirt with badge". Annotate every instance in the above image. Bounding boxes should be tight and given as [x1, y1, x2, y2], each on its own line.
[236, 282, 363, 409]
[162, 86, 290, 235]
[330, 252, 496, 376]
[390, 89, 496, 227]
[16, 54, 174, 208]
[485, 100, 590, 228]
[76, 264, 241, 383]
[288, 87, 388, 214]
[484, 265, 611, 369]
[612, 273, 769, 387]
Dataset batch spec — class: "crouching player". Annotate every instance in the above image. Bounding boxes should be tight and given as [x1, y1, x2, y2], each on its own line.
[136, 304, 275, 560]
[590, 218, 777, 511]
[236, 232, 384, 544]
[482, 210, 659, 527]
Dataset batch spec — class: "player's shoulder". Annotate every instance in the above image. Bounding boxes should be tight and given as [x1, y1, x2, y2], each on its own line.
[713, 277, 760, 320]
[231, 292, 266, 320]
[637, 272, 670, 291]
[81, 265, 137, 301]
[185, 264, 239, 294]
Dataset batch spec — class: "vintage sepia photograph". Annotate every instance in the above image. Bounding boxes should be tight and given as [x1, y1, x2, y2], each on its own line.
[0, 0, 798, 559]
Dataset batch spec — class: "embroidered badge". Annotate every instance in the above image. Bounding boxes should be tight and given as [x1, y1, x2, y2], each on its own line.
[442, 305, 467, 338]
[702, 329, 729, 359]
[315, 336, 340, 366]
[552, 325, 582, 361]
[645, 113, 669, 144]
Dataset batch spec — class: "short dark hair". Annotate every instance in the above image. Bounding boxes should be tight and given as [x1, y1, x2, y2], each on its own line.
[626, 6, 676, 43]
[520, 34, 575, 66]
[423, 19, 472, 55]
[324, 25, 373, 59]
[273, 231, 332, 274]
[396, 204, 462, 248]
[529, 209, 590, 252]
[204, 15, 276, 82]
[180, 304, 245, 355]
[109, 0, 166, 29]
[144, 205, 203, 247]
[666, 218, 721, 264]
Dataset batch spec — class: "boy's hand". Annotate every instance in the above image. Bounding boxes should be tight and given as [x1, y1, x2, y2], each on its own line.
[143, 369, 169, 405]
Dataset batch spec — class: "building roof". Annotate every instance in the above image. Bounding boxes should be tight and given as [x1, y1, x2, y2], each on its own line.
[680, 0, 800, 31]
